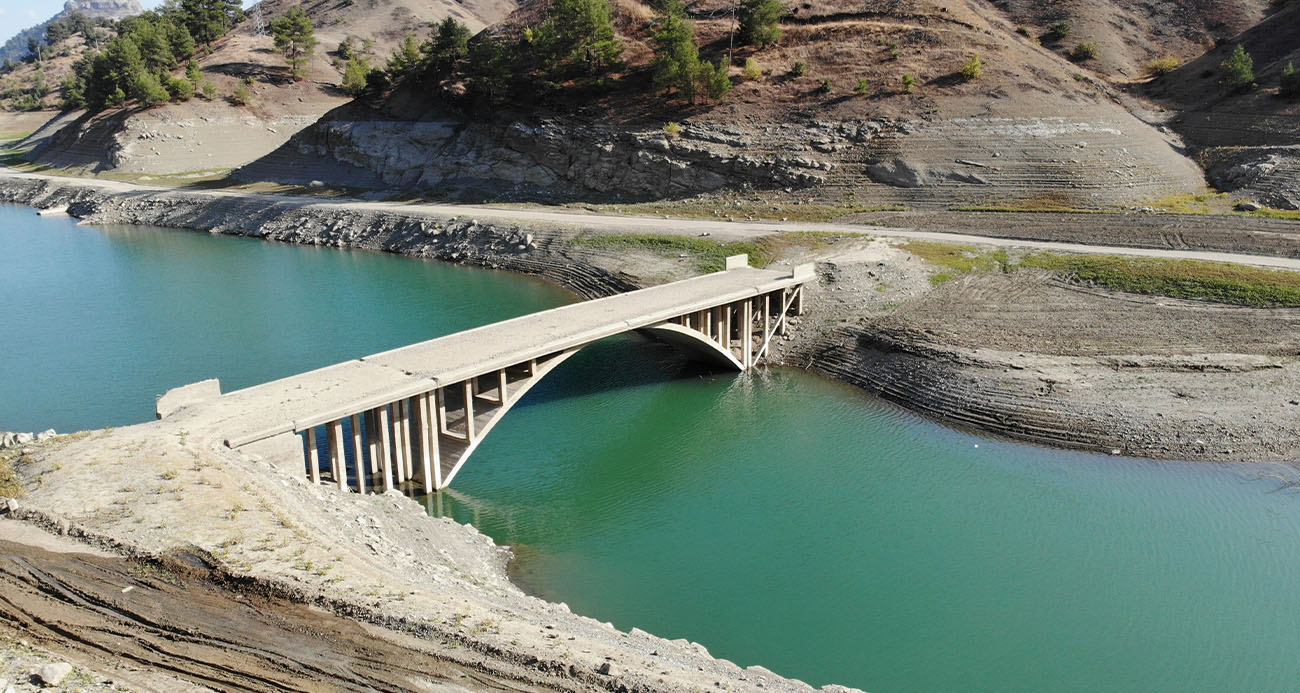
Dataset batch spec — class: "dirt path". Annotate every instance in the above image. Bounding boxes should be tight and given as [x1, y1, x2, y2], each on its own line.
[0, 533, 565, 693]
[8, 169, 1300, 270]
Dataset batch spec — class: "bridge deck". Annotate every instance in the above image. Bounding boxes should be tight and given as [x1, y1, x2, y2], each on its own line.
[177, 264, 810, 448]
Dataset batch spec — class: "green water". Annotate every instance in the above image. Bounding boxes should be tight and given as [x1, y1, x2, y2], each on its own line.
[5, 204, 1300, 691]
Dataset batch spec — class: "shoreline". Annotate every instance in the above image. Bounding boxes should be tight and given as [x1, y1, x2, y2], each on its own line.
[2, 169, 1297, 690]
[2, 169, 1294, 463]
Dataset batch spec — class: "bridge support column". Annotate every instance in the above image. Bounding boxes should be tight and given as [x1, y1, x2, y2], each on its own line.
[463, 381, 476, 442]
[365, 410, 378, 476]
[417, 392, 437, 494]
[401, 399, 414, 482]
[305, 428, 320, 484]
[350, 413, 366, 494]
[377, 405, 394, 492]
[743, 299, 753, 368]
[763, 294, 771, 357]
[328, 420, 346, 491]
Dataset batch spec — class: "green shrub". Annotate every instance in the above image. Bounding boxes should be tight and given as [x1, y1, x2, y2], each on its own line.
[817, 78, 832, 93]
[853, 77, 869, 94]
[1015, 25, 1030, 36]
[790, 60, 806, 76]
[165, 75, 194, 101]
[1221, 44, 1255, 90]
[699, 60, 732, 100]
[1071, 41, 1099, 62]
[742, 57, 762, 80]
[131, 71, 169, 105]
[1281, 62, 1299, 98]
[663, 121, 682, 138]
[959, 52, 982, 81]
[901, 72, 915, 93]
[1046, 21, 1070, 40]
[341, 55, 370, 96]
[1146, 56, 1179, 76]
[230, 83, 252, 105]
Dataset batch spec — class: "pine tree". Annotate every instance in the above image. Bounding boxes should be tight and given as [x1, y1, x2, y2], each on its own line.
[1279, 62, 1299, 98]
[1220, 44, 1255, 91]
[650, 0, 700, 102]
[179, 0, 242, 48]
[386, 34, 423, 82]
[341, 55, 371, 95]
[271, 7, 317, 79]
[425, 17, 471, 83]
[532, 0, 623, 83]
[738, 0, 785, 47]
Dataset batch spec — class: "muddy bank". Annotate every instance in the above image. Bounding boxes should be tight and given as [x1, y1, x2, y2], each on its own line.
[2, 424, 854, 693]
[0, 522, 559, 692]
[786, 266, 1300, 463]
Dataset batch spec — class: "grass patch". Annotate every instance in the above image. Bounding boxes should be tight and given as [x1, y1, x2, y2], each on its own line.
[572, 233, 774, 273]
[1020, 253, 1300, 307]
[1147, 192, 1300, 220]
[0, 450, 22, 497]
[0, 147, 51, 173]
[899, 241, 1011, 284]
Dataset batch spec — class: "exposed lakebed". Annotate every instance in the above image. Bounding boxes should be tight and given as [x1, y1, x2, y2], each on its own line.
[4, 204, 1299, 691]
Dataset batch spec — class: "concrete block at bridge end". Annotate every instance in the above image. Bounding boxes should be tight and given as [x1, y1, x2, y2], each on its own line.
[156, 379, 221, 420]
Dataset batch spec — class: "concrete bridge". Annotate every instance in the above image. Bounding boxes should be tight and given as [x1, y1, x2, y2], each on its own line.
[164, 256, 813, 493]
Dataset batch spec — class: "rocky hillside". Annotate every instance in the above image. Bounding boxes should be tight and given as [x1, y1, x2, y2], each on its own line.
[987, 0, 1271, 79]
[1144, 1, 1300, 209]
[0, 0, 141, 64]
[17, 0, 518, 177]
[239, 0, 1206, 208]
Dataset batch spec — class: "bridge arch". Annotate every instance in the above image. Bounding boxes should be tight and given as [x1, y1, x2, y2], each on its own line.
[195, 256, 813, 492]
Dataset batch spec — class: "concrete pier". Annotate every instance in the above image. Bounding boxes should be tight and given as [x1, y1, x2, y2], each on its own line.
[172, 256, 813, 491]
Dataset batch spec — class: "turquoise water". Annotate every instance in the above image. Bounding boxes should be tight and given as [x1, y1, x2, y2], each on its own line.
[5, 204, 1300, 691]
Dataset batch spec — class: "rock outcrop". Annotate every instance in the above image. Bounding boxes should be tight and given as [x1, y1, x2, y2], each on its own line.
[238, 111, 1204, 208]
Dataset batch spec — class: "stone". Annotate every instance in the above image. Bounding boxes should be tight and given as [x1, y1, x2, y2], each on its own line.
[14, 433, 32, 445]
[598, 661, 618, 676]
[35, 429, 56, 441]
[1235, 201, 1263, 212]
[4, 498, 17, 514]
[37, 662, 73, 687]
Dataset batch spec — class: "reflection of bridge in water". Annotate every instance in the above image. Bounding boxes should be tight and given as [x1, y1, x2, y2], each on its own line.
[164, 255, 813, 492]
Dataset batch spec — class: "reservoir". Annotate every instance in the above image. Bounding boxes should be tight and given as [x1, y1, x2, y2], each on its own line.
[4, 204, 1299, 691]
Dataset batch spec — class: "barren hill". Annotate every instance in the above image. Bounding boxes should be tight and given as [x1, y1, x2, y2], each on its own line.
[987, 0, 1271, 79]
[1144, 1, 1300, 209]
[241, 0, 1205, 208]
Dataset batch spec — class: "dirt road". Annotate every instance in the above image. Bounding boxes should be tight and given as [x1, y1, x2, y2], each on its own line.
[9, 170, 1300, 270]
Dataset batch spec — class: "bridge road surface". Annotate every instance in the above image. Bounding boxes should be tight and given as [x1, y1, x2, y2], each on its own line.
[171, 262, 811, 452]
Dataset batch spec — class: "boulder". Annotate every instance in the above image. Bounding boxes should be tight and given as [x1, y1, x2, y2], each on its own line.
[36, 662, 73, 687]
